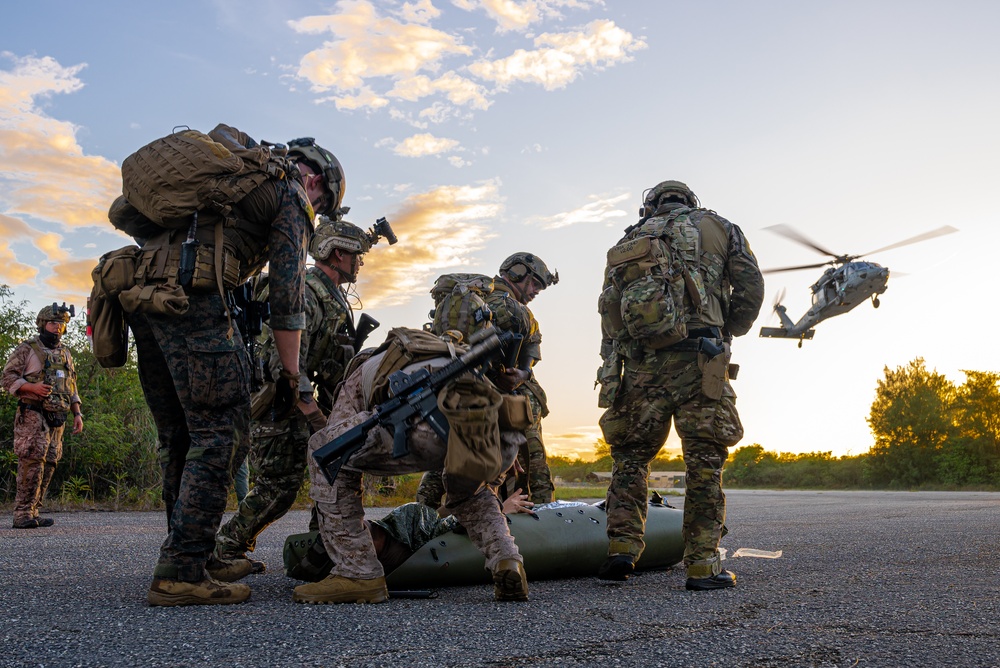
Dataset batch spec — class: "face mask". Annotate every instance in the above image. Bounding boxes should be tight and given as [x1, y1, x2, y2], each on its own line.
[39, 330, 61, 347]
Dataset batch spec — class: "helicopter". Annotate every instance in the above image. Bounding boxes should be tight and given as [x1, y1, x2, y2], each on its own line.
[758, 223, 958, 347]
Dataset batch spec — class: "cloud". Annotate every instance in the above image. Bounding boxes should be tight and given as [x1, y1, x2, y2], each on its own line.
[530, 192, 630, 229]
[387, 71, 490, 110]
[357, 180, 503, 307]
[0, 242, 38, 284]
[290, 0, 472, 93]
[0, 53, 122, 230]
[546, 424, 604, 459]
[46, 257, 99, 297]
[390, 133, 462, 158]
[467, 19, 645, 91]
[451, 0, 600, 33]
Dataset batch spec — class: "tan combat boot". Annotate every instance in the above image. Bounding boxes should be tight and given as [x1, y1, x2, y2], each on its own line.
[292, 575, 388, 604]
[147, 577, 251, 607]
[493, 559, 529, 601]
[205, 556, 255, 583]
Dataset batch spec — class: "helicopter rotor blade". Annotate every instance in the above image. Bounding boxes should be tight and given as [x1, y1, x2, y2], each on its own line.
[763, 224, 841, 258]
[860, 225, 959, 256]
[763, 261, 831, 274]
[772, 288, 787, 312]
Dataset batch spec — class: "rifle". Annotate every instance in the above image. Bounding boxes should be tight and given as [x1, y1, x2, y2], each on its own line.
[230, 278, 271, 392]
[353, 312, 380, 351]
[313, 328, 518, 485]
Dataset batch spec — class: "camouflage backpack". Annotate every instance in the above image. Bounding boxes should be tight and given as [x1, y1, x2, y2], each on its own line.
[427, 273, 494, 340]
[598, 207, 707, 351]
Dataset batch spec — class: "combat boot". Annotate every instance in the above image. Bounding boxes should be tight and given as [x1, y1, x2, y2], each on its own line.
[205, 556, 254, 583]
[213, 546, 266, 574]
[686, 570, 737, 591]
[597, 554, 635, 581]
[147, 577, 251, 607]
[292, 575, 388, 604]
[493, 559, 529, 601]
[12, 517, 54, 529]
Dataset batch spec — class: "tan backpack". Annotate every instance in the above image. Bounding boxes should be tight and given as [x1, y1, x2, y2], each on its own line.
[118, 123, 289, 229]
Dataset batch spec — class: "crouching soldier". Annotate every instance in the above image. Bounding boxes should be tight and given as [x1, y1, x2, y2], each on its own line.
[296, 326, 531, 604]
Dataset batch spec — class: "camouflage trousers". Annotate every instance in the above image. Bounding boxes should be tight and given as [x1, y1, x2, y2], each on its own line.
[514, 390, 554, 504]
[12, 408, 63, 522]
[308, 364, 523, 580]
[599, 350, 743, 578]
[215, 414, 310, 558]
[129, 294, 251, 582]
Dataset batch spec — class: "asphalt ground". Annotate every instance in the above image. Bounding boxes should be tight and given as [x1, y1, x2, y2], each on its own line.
[1, 490, 998, 668]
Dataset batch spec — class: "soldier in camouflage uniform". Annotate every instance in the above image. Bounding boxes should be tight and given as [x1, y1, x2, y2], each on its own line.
[415, 253, 558, 508]
[597, 181, 764, 590]
[2, 305, 84, 529]
[126, 136, 346, 606]
[295, 338, 530, 605]
[214, 216, 374, 571]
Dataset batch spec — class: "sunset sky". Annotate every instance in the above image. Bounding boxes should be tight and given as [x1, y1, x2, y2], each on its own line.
[2, 1, 996, 460]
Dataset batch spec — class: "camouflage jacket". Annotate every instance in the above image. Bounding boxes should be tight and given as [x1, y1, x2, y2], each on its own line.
[2, 337, 81, 413]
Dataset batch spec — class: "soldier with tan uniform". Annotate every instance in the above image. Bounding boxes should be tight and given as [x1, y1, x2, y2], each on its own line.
[214, 217, 379, 573]
[596, 181, 764, 589]
[2, 305, 84, 529]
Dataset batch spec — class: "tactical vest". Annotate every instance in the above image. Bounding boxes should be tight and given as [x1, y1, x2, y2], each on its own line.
[428, 273, 494, 338]
[302, 268, 355, 397]
[599, 206, 709, 355]
[25, 339, 74, 414]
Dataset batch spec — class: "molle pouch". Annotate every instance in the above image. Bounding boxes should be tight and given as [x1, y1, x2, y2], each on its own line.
[118, 284, 190, 316]
[619, 274, 678, 340]
[439, 377, 504, 483]
[595, 352, 623, 409]
[698, 350, 728, 401]
[93, 246, 141, 298]
[597, 283, 627, 341]
[497, 394, 533, 431]
[190, 244, 241, 292]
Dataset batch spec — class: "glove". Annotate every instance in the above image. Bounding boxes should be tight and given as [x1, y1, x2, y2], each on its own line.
[272, 368, 300, 419]
[306, 410, 329, 435]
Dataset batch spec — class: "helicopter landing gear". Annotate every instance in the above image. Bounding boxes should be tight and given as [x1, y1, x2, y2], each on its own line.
[872, 295, 880, 308]
[798, 338, 804, 349]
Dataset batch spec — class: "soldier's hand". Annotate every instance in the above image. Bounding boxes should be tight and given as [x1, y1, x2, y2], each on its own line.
[502, 488, 535, 515]
[495, 368, 529, 393]
[19, 382, 52, 400]
[72, 413, 84, 435]
[299, 399, 329, 434]
[272, 369, 299, 419]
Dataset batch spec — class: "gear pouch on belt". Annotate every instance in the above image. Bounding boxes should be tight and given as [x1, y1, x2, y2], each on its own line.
[43, 410, 67, 428]
[497, 394, 533, 431]
[698, 349, 727, 401]
[119, 284, 190, 316]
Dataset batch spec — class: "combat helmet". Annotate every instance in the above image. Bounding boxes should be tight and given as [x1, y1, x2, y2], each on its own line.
[287, 137, 346, 217]
[310, 216, 372, 261]
[499, 252, 559, 288]
[641, 180, 699, 215]
[36, 303, 73, 331]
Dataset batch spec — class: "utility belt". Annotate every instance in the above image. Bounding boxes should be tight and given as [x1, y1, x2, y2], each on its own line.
[661, 327, 723, 353]
[135, 243, 242, 293]
[18, 400, 68, 428]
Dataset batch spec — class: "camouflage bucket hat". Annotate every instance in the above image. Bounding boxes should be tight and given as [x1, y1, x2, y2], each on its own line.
[500, 252, 559, 287]
[643, 180, 699, 210]
[310, 217, 371, 260]
[287, 137, 346, 217]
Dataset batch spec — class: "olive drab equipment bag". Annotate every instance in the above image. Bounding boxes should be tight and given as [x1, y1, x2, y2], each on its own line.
[117, 123, 289, 229]
[599, 208, 708, 351]
[87, 246, 142, 368]
[428, 273, 494, 339]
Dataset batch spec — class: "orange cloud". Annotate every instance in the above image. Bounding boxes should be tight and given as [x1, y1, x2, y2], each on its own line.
[0, 55, 121, 230]
[46, 257, 99, 298]
[356, 181, 503, 307]
[0, 242, 38, 284]
[468, 19, 646, 91]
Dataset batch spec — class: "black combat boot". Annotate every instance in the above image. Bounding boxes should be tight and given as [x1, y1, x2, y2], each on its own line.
[597, 554, 635, 581]
[685, 570, 737, 591]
